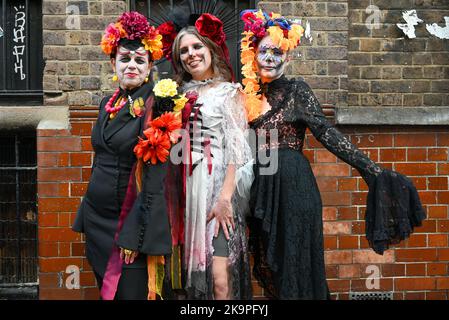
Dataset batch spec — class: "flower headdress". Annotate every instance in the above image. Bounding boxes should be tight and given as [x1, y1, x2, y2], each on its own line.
[240, 10, 306, 121]
[101, 11, 163, 61]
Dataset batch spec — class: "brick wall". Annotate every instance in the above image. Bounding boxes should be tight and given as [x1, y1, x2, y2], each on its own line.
[37, 0, 449, 300]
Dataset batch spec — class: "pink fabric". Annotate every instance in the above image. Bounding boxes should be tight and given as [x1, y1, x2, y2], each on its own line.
[100, 164, 137, 300]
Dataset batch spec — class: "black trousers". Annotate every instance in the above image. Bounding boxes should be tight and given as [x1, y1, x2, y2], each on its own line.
[94, 267, 148, 300]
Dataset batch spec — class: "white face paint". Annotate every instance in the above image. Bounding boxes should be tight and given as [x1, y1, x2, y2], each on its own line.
[256, 35, 289, 83]
[179, 33, 214, 81]
[112, 45, 152, 91]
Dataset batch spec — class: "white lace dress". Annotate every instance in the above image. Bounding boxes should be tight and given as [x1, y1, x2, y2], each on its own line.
[181, 78, 253, 299]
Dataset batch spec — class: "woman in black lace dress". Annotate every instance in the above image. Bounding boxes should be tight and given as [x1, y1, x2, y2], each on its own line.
[240, 10, 425, 299]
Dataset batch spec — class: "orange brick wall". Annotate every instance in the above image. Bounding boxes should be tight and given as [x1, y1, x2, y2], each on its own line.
[37, 124, 449, 300]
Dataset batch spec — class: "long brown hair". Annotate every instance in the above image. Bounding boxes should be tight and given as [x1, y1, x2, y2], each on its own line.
[172, 26, 232, 84]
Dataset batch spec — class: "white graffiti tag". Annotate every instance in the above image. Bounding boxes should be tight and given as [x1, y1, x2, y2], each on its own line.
[13, 5, 27, 80]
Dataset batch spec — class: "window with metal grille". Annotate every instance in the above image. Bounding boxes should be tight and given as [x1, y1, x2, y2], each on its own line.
[0, 0, 43, 105]
[0, 131, 38, 300]
[130, 0, 258, 82]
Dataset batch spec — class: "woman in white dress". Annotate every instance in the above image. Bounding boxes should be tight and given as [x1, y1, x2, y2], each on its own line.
[167, 14, 253, 299]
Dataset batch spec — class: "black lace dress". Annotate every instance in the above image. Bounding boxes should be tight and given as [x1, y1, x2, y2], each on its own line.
[248, 76, 425, 299]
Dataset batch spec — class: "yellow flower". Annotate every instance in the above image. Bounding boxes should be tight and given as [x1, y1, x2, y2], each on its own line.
[153, 79, 178, 98]
[142, 34, 163, 60]
[255, 9, 265, 20]
[270, 13, 281, 19]
[267, 26, 283, 48]
[173, 94, 188, 112]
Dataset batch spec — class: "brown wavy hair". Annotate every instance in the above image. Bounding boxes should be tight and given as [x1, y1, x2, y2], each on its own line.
[172, 26, 232, 84]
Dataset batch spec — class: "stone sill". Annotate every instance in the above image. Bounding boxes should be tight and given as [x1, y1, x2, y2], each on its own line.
[336, 106, 449, 126]
[0, 106, 69, 130]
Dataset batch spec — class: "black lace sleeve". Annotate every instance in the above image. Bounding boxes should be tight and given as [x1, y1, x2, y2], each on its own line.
[295, 80, 383, 185]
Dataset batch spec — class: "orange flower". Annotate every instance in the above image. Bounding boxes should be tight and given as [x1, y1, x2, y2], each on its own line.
[148, 112, 182, 144]
[134, 130, 171, 164]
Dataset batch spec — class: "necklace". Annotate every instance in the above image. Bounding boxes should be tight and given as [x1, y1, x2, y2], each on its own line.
[105, 88, 129, 119]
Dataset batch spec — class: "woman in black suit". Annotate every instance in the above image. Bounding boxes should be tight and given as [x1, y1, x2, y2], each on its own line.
[72, 11, 171, 300]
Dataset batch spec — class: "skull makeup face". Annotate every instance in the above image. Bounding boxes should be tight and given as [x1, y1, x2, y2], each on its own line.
[256, 35, 289, 83]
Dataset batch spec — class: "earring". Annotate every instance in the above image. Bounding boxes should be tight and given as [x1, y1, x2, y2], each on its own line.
[112, 74, 118, 82]
[145, 75, 149, 83]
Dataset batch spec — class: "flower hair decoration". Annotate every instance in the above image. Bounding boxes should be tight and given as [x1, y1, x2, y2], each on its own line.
[240, 10, 306, 121]
[101, 11, 163, 61]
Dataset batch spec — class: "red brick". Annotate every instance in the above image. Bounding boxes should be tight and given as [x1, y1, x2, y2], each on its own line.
[353, 250, 394, 263]
[80, 272, 97, 287]
[39, 288, 84, 300]
[427, 206, 447, 219]
[39, 228, 81, 242]
[70, 153, 92, 167]
[39, 242, 59, 257]
[438, 248, 449, 261]
[428, 148, 448, 161]
[303, 149, 314, 163]
[37, 129, 71, 137]
[416, 219, 436, 233]
[359, 236, 371, 249]
[71, 242, 86, 257]
[39, 257, 83, 273]
[38, 183, 70, 197]
[82, 168, 92, 181]
[417, 191, 437, 205]
[404, 291, 426, 299]
[410, 177, 427, 190]
[382, 264, 405, 277]
[312, 164, 350, 177]
[436, 278, 449, 290]
[338, 207, 358, 220]
[38, 273, 60, 288]
[38, 168, 82, 182]
[324, 236, 338, 250]
[325, 250, 353, 264]
[428, 234, 448, 247]
[327, 279, 350, 292]
[427, 263, 447, 276]
[395, 278, 436, 290]
[81, 137, 93, 151]
[324, 221, 352, 235]
[38, 137, 82, 152]
[322, 192, 351, 206]
[406, 234, 427, 247]
[39, 213, 59, 227]
[70, 122, 93, 136]
[406, 263, 426, 276]
[396, 248, 438, 262]
[395, 163, 436, 176]
[437, 192, 449, 204]
[395, 134, 436, 147]
[426, 291, 447, 300]
[70, 183, 88, 197]
[316, 150, 337, 163]
[316, 177, 337, 192]
[59, 242, 71, 257]
[351, 192, 368, 205]
[438, 163, 449, 174]
[429, 177, 448, 190]
[58, 213, 72, 227]
[380, 148, 406, 162]
[351, 279, 393, 291]
[407, 148, 427, 161]
[437, 133, 449, 146]
[339, 235, 359, 249]
[39, 198, 80, 212]
[84, 287, 100, 300]
[338, 265, 361, 279]
[351, 134, 393, 147]
[437, 220, 449, 232]
[338, 178, 358, 191]
[323, 207, 337, 221]
[325, 265, 338, 279]
[351, 221, 365, 234]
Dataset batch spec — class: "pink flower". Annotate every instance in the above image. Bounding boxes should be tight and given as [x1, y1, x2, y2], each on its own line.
[250, 19, 267, 38]
[118, 11, 150, 40]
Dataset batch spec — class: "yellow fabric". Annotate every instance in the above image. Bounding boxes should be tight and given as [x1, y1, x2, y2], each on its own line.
[147, 255, 165, 300]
